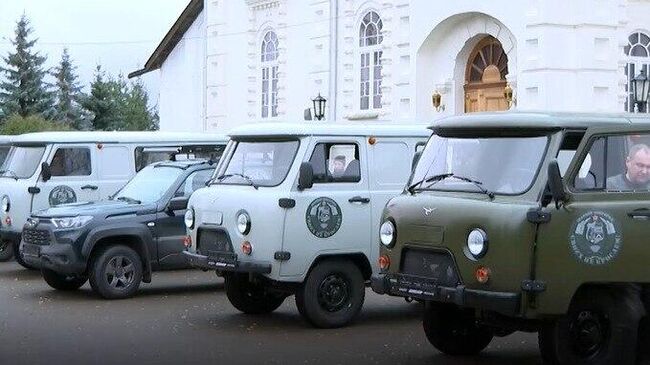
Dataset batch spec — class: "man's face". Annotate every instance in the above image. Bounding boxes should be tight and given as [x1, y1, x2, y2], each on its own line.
[626, 149, 650, 184]
[333, 160, 345, 174]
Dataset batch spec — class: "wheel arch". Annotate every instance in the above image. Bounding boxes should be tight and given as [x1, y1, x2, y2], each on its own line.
[83, 226, 154, 283]
[307, 252, 373, 281]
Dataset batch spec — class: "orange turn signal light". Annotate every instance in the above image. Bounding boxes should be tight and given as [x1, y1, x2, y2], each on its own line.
[378, 255, 390, 271]
[242, 241, 252, 255]
[182, 235, 192, 248]
[475, 266, 491, 284]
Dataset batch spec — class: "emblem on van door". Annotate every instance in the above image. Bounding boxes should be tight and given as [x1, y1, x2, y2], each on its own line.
[569, 211, 622, 266]
[49, 185, 77, 207]
[423, 207, 436, 216]
[306, 197, 342, 239]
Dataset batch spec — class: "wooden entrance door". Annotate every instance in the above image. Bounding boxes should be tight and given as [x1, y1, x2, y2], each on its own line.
[464, 37, 509, 113]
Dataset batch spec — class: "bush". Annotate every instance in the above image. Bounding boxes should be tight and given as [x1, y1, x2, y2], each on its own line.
[0, 114, 71, 135]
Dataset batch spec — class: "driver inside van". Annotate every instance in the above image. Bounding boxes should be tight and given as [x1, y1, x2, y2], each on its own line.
[330, 155, 347, 178]
[607, 143, 650, 191]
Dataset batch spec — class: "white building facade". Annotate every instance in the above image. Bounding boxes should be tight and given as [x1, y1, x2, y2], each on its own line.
[135, 0, 650, 133]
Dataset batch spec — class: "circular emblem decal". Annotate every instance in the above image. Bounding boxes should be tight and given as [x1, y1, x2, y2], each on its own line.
[306, 197, 342, 238]
[49, 185, 77, 206]
[569, 211, 622, 265]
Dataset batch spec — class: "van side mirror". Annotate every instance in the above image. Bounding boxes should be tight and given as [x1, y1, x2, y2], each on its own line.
[547, 159, 566, 207]
[167, 196, 189, 211]
[41, 162, 51, 182]
[298, 162, 314, 190]
[412, 151, 422, 171]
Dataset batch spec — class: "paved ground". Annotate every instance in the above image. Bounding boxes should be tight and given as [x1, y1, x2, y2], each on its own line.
[0, 261, 541, 365]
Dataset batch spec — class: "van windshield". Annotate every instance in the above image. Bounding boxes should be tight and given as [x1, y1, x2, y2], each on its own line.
[0, 146, 46, 179]
[215, 140, 299, 187]
[411, 135, 548, 195]
[112, 165, 184, 204]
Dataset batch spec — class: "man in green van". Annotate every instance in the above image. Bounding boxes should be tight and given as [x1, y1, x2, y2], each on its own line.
[606, 143, 650, 190]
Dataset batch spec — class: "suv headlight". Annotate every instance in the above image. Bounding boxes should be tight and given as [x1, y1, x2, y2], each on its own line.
[380, 220, 396, 247]
[1, 195, 9, 213]
[466, 228, 488, 259]
[237, 211, 251, 235]
[184, 208, 195, 229]
[50, 216, 93, 230]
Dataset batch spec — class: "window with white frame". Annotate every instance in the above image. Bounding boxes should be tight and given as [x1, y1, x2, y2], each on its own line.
[624, 32, 650, 113]
[359, 11, 383, 111]
[261, 31, 279, 118]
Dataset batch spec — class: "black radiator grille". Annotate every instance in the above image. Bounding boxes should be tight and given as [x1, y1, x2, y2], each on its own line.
[197, 228, 233, 255]
[22, 229, 51, 246]
[400, 249, 460, 287]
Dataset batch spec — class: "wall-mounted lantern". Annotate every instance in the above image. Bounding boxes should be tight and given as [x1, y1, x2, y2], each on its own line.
[312, 94, 327, 121]
[632, 70, 649, 113]
[504, 83, 516, 108]
[431, 90, 445, 112]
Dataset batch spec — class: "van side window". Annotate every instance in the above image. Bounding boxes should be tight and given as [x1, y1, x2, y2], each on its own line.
[50, 148, 91, 177]
[309, 143, 361, 183]
[134, 147, 177, 172]
[573, 134, 650, 192]
[175, 169, 215, 197]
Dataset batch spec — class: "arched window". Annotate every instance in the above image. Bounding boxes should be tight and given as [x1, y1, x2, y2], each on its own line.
[624, 32, 650, 112]
[359, 11, 383, 110]
[261, 31, 279, 118]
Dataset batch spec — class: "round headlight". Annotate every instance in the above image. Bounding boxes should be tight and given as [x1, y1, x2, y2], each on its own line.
[467, 228, 488, 258]
[237, 212, 251, 235]
[184, 208, 195, 229]
[1, 196, 9, 213]
[380, 220, 396, 247]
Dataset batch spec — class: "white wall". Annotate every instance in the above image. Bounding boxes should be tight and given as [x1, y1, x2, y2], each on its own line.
[157, 0, 647, 133]
[159, 11, 206, 132]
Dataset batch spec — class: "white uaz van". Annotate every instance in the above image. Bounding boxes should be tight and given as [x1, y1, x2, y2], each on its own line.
[0, 131, 228, 265]
[183, 122, 429, 328]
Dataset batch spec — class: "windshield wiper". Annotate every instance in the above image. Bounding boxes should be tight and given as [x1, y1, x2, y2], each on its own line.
[408, 173, 453, 194]
[115, 196, 142, 204]
[410, 173, 495, 200]
[0, 169, 19, 180]
[450, 175, 495, 200]
[214, 173, 259, 190]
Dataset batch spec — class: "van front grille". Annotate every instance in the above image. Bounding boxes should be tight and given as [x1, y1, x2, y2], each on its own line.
[400, 249, 461, 287]
[197, 228, 233, 255]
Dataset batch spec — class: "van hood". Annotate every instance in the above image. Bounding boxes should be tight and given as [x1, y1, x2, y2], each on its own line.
[188, 185, 287, 277]
[384, 193, 539, 293]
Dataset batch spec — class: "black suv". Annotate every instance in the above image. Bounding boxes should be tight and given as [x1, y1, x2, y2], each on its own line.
[19, 159, 216, 299]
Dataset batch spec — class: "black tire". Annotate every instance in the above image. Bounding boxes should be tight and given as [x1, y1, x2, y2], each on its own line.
[42, 268, 87, 291]
[0, 240, 14, 262]
[224, 273, 285, 314]
[538, 287, 643, 365]
[14, 240, 37, 270]
[423, 302, 493, 356]
[89, 245, 143, 299]
[295, 259, 365, 328]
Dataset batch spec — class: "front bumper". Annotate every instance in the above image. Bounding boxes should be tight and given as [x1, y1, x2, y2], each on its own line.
[20, 241, 85, 274]
[182, 250, 271, 274]
[372, 273, 521, 316]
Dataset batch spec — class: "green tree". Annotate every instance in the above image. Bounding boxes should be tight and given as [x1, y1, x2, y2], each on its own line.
[0, 114, 70, 135]
[0, 15, 54, 121]
[52, 48, 87, 129]
[122, 79, 158, 131]
[81, 67, 158, 131]
[81, 65, 120, 131]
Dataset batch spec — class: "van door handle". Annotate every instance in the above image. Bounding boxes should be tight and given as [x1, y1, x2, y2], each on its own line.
[81, 185, 98, 191]
[349, 196, 370, 204]
[627, 208, 650, 219]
